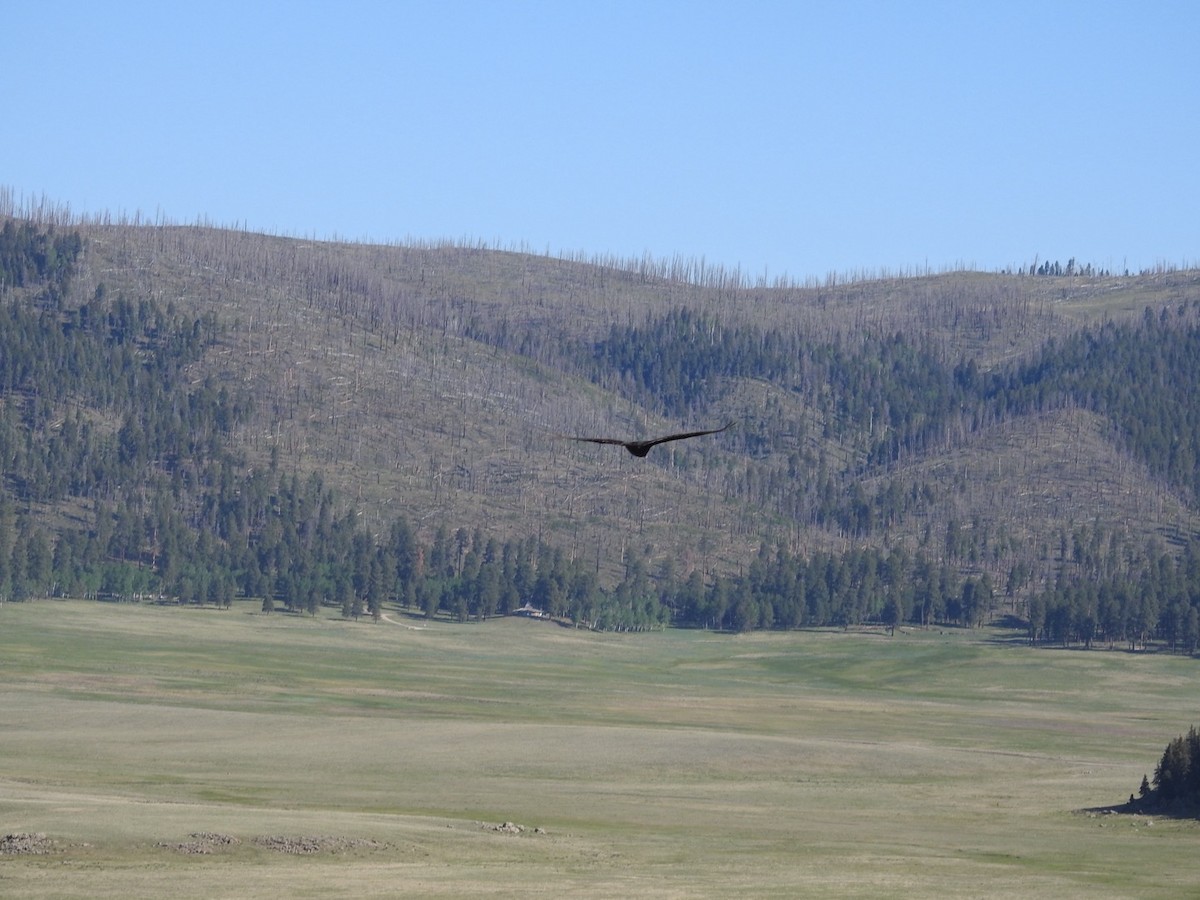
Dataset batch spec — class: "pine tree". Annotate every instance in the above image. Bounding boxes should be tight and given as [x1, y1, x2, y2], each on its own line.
[1152, 730, 1195, 805]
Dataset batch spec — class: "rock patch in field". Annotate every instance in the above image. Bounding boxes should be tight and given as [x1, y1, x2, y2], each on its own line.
[155, 832, 391, 855]
[251, 835, 387, 854]
[156, 832, 241, 854]
[0, 833, 53, 855]
[482, 821, 545, 835]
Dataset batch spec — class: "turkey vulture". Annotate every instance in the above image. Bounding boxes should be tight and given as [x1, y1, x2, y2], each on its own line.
[563, 421, 735, 457]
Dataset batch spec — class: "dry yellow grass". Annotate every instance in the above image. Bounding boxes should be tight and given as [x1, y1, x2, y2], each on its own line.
[1, 599, 1197, 897]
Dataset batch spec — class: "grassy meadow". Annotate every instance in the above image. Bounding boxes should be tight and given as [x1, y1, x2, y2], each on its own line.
[1, 599, 1197, 897]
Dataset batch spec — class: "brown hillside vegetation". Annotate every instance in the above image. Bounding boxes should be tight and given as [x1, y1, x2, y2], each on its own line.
[53, 219, 1198, 589]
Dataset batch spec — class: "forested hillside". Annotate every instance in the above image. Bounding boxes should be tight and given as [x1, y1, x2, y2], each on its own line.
[2, 203, 1200, 646]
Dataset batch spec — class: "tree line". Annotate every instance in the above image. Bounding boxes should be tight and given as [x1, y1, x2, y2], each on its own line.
[1027, 539, 1200, 652]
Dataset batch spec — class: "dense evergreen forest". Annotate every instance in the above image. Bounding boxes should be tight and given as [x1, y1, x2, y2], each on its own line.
[2, 218, 1200, 650]
[1127, 726, 1200, 816]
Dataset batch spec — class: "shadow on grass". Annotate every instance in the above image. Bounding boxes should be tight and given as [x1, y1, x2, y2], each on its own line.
[1079, 795, 1200, 822]
[982, 616, 1030, 645]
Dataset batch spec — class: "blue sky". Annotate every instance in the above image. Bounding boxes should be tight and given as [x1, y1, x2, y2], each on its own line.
[4, 1, 1197, 281]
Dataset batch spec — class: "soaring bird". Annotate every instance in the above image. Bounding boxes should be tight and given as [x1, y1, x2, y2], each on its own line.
[563, 421, 735, 457]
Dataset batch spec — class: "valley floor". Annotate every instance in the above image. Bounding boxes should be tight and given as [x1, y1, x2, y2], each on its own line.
[1, 599, 1196, 897]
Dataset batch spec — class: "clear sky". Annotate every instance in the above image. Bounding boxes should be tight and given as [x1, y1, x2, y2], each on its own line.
[4, 1, 1197, 282]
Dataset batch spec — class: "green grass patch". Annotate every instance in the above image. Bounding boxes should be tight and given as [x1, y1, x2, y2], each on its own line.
[1, 599, 1197, 897]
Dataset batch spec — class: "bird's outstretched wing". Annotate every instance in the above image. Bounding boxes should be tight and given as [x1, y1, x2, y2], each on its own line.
[562, 421, 735, 457]
[568, 436, 637, 447]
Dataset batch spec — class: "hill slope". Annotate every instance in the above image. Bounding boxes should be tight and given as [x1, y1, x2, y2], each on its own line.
[4, 211, 1200, 635]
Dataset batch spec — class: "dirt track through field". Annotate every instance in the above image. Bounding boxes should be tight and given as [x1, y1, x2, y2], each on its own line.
[379, 613, 427, 629]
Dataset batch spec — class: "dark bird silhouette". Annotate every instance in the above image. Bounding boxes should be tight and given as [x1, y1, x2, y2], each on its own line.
[563, 421, 734, 457]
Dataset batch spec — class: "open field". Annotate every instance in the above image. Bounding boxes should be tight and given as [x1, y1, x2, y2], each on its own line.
[1, 600, 1197, 897]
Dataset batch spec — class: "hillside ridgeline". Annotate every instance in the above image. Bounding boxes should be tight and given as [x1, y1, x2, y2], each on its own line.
[3, 210, 1200, 641]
